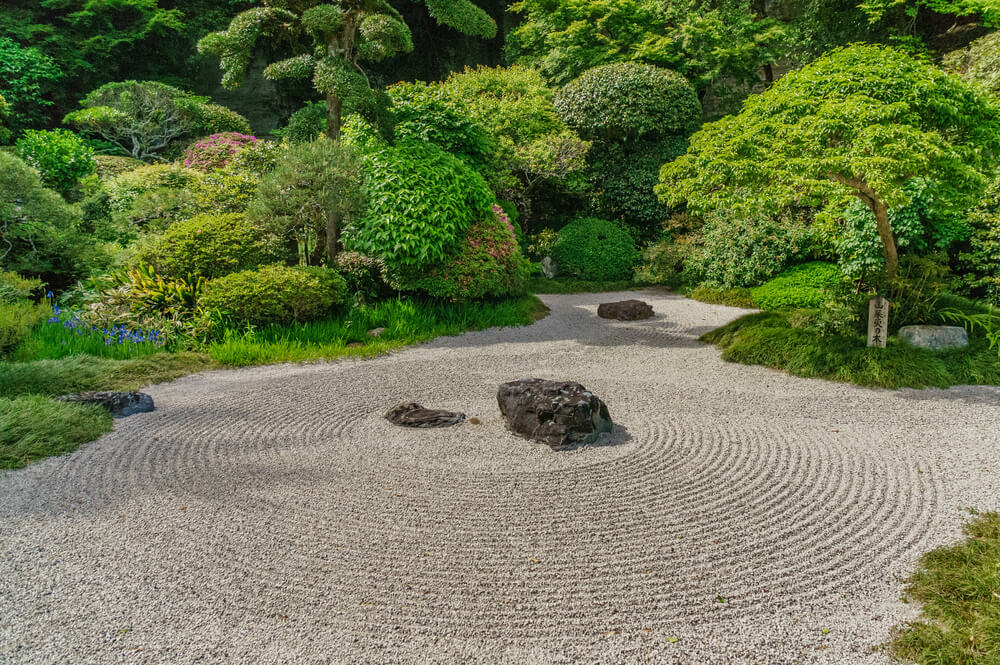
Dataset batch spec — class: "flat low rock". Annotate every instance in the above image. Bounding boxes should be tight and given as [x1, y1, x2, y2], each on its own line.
[898, 325, 969, 351]
[384, 402, 466, 428]
[54, 391, 154, 418]
[597, 299, 654, 321]
[497, 378, 612, 450]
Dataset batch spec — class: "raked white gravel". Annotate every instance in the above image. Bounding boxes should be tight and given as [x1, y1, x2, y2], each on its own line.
[2, 290, 999, 664]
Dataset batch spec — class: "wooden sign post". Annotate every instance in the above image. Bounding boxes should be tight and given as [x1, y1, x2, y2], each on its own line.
[867, 296, 890, 348]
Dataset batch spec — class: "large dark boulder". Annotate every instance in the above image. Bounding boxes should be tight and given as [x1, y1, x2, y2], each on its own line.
[597, 300, 654, 321]
[55, 391, 154, 418]
[385, 402, 466, 428]
[497, 379, 612, 450]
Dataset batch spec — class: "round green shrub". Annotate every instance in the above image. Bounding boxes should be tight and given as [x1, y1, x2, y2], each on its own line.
[554, 63, 701, 141]
[550, 217, 639, 281]
[283, 102, 327, 143]
[199, 264, 347, 326]
[686, 209, 816, 288]
[136, 213, 287, 280]
[405, 205, 530, 301]
[106, 164, 199, 213]
[93, 155, 143, 180]
[15, 129, 95, 197]
[750, 262, 844, 310]
[344, 140, 497, 271]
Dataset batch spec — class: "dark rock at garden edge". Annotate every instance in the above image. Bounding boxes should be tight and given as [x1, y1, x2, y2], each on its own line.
[55, 391, 154, 418]
[385, 402, 466, 428]
[597, 300, 654, 321]
[497, 379, 612, 450]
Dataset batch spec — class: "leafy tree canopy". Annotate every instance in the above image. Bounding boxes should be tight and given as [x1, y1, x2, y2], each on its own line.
[506, 0, 787, 93]
[0, 37, 62, 136]
[657, 44, 1000, 277]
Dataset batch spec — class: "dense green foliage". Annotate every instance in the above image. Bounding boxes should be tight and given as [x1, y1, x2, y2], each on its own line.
[0, 37, 62, 136]
[555, 63, 701, 142]
[388, 81, 497, 174]
[0, 152, 92, 288]
[345, 140, 496, 270]
[15, 129, 95, 197]
[957, 177, 1000, 304]
[200, 264, 348, 327]
[136, 213, 286, 280]
[685, 209, 816, 288]
[507, 0, 786, 99]
[659, 44, 1000, 277]
[404, 206, 530, 301]
[439, 65, 590, 224]
[588, 137, 687, 232]
[892, 511, 1000, 665]
[750, 262, 844, 310]
[550, 217, 640, 281]
[64, 81, 250, 160]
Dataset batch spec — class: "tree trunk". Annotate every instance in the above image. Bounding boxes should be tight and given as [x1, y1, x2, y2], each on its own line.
[868, 197, 900, 279]
[325, 93, 342, 141]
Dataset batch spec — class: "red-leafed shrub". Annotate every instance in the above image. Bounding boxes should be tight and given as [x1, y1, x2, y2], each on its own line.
[183, 132, 259, 172]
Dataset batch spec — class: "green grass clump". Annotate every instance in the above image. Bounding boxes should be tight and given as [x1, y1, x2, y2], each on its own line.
[0, 352, 217, 398]
[892, 511, 1000, 664]
[750, 261, 843, 310]
[688, 284, 756, 308]
[208, 295, 547, 366]
[0, 395, 112, 470]
[702, 310, 1000, 389]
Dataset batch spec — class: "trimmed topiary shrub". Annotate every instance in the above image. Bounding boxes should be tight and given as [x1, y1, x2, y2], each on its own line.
[106, 164, 200, 214]
[282, 102, 327, 143]
[183, 132, 259, 172]
[404, 205, 530, 301]
[200, 264, 347, 326]
[750, 262, 844, 310]
[686, 209, 816, 288]
[550, 217, 639, 281]
[554, 63, 701, 142]
[344, 140, 497, 272]
[93, 155, 143, 180]
[15, 129, 95, 197]
[135, 213, 287, 280]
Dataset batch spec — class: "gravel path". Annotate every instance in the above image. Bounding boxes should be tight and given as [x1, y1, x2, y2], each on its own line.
[2, 290, 999, 664]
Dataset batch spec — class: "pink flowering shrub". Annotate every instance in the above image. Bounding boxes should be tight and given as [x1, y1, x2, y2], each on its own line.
[406, 204, 530, 301]
[183, 132, 259, 172]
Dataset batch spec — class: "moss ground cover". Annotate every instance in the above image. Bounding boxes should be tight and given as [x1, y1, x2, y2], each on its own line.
[892, 511, 1000, 664]
[701, 307, 1000, 389]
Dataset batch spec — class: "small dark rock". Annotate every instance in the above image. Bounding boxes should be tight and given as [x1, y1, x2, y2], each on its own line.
[55, 391, 154, 418]
[385, 402, 466, 428]
[497, 379, 612, 450]
[597, 300, 654, 321]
